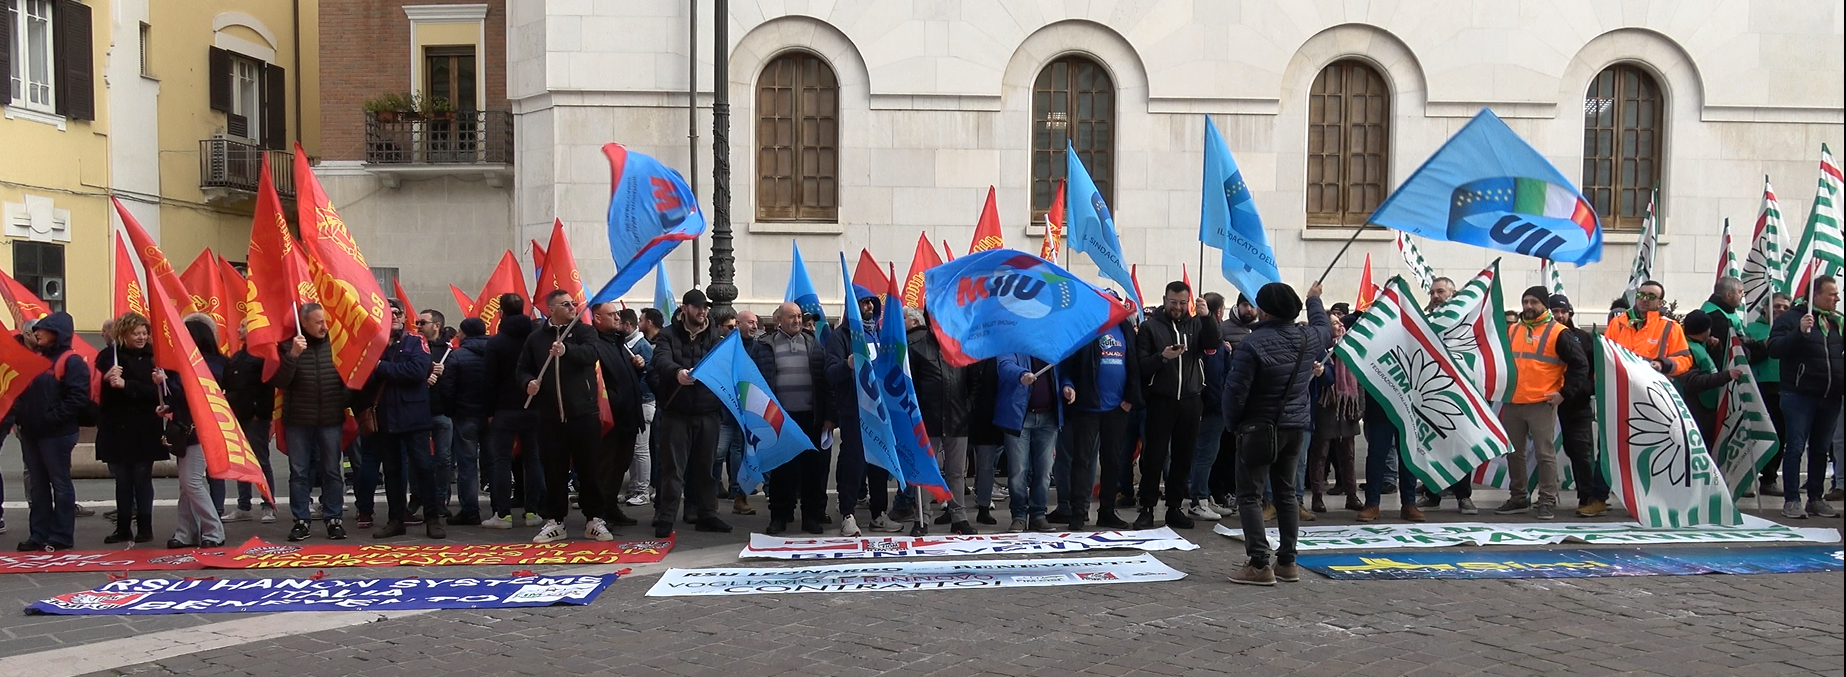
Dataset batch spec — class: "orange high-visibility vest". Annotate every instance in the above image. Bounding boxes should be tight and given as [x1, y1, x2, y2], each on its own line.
[1605, 311, 1693, 375]
[1509, 320, 1565, 404]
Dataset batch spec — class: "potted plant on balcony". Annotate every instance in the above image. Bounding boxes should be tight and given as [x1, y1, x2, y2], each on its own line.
[426, 96, 456, 122]
[363, 92, 417, 123]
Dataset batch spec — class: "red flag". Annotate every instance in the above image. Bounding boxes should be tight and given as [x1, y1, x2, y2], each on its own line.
[532, 219, 587, 312]
[0, 270, 52, 326]
[295, 143, 390, 390]
[244, 154, 310, 381]
[531, 240, 548, 278]
[852, 249, 888, 295]
[393, 277, 417, 324]
[1182, 264, 1195, 317]
[474, 251, 529, 335]
[113, 233, 149, 319]
[902, 233, 942, 308]
[449, 284, 475, 316]
[1129, 264, 1145, 311]
[180, 249, 235, 354]
[942, 240, 955, 262]
[216, 255, 246, 354]
[1356, 253, 1377, 311]
[969, 186, 1004, 254]
[0, 317, 51, 416]
[1041, 179, 1066, 262]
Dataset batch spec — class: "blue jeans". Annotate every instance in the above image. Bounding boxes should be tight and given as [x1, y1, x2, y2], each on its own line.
[451, 416, 486, 516]
[286, 424, 345, 521]
[1190, 413, 1226, 500]
[1781, 392, 1843, 503]
[1004, 411, 1059, 520]
[717, 416, 745, 498]
[1363, 406, 1416, 507]
[974, 444, 1000, 507]
[19, 432, 78, 547]
[429, 414, 454, 515]
[236, 417, 277, 510]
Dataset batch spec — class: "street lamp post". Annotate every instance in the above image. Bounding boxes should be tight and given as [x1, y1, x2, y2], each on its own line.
[706, 0, 737, 315]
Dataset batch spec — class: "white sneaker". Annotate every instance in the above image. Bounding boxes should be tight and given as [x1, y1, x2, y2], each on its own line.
[583, 518, 615, 542]
[260, 507, 277, 524]
[839, 515, 862, 537]
[993, 486, 1011, 500]
[1211, 497, 1239, 516]
[481, 514, 514, 529]
[624, 491, 651, 506]
[869, 514, 903, 532]
[1183, 499, 1222, 521]
[224, 508, 256, 523]
[523, 512, 541, 527]
[533, 520, 568, 543]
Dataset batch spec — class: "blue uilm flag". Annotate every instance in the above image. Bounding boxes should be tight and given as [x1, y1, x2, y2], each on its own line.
[692, 332, 817, 492]
[875, 288, 952, 502]
[785, 241, 830, 343]
[838, 254, 906, 487]
[653, 263, 677, 319]
[1367, 109, 1603, 265]
[923, 249, 1132, 368]
[1200, 116, 1282, 298]
[1065, 145, 1138, 298]
[589, 143, 709, 304]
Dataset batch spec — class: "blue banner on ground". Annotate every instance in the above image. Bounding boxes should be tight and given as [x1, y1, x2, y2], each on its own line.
[1298, 546, 1843, 581]
[27, 573, 620, 615]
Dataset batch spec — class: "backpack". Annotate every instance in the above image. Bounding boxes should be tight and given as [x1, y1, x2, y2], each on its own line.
[52, 352, 104, 427]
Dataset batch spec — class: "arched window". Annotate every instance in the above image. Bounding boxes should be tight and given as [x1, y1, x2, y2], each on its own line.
[1305, 60, 1390, 227]
[756, 52, 838, 222]
[1031, 56, 1113, 224]
[1582, 65, 1663, 229]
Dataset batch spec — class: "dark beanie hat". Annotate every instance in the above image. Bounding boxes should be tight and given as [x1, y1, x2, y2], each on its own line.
[1256, 282, 1302, 321]
[1522, 286, 1550, 303]
[459, 317, 487, 337]
[1340, 313, 1361, 329]
[1682, 309, 1712, 335]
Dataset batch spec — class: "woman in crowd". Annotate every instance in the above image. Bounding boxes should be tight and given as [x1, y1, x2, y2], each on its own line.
[1306, 315, 1364, 514]
[95, 312, 166, 543]
[163, 314, 229, 549]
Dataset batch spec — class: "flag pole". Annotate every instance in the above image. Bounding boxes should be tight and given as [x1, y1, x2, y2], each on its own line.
[1316, 221, 1370, 286]
[524, 315, 582, 410]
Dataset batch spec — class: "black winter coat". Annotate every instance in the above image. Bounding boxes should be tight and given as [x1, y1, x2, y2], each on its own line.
[1555, 322, 1596, 414]
[223, 347, 274, 422]
[10, 312, 90, 438]
[1769, 306, 1845, 399]
[591, 328, 646, 434]
[1057, 319, 1144, 412]
[516, 320, 601, 421]
[427, 342, 455, 418]
[94, 345, 167, 464]
[445, 335, 493, 418]
[652, 320, 723, 415]
[1136, 311, 1223, 401]
[270, 334, 349, 427]
[1222, 297, 1331, 431]
[908, 325, 970, 437]
[166, 354, 227, 449]
[484, 315, 536, 412]
[362, 331, 433, 434]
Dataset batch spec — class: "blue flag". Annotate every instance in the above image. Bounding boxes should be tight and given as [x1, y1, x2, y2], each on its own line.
[589, 143, 709, 304]
[838, 254, 906, 487]
[784, 241, 830, 344]
[692, 332, 817, 492]
[875, 289, 952, 502]
[652, 263, 677, 320]
[923, 248, 1133, 367]
[1064, 145, 1137, 298]
[1200, 116, 1281, 298]
[1368, 109, 1603, 265]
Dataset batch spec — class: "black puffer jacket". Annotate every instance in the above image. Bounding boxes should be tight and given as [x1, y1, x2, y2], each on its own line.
[908, 325, 969, 437]
[652, 320, 723, 415]
[1221, 297, 1331, 431]
[484, 315, 536, 412]
[94, 344, 167, 465]
[1554, 321, 1596, 414]
[1769, 305, 1844, 399]
[1218, 314, 1253, 352]
[1136, 311, 1222, 401]
[223, 347, 274, 422]
[445, 335, 492, 419]
[591, 327, 646, 434]
[516, 320, 601, 421]
[269, 333, 348, 427]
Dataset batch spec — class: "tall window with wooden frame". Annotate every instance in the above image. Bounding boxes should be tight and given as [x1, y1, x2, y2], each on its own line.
[209, 45, 286, 149]
[1582, 64, 1663, 230]
[1, 0, 94, 120]
[1031, 56, 1114, 224]
[1305, 60, 1390, 227]
[756, 52, 838, 222]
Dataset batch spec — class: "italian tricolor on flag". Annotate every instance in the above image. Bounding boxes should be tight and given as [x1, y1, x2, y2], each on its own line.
[1785, 143, 1845, 296]
[1424, 259, 1516, 404]
[1595, 337, 1742, 527]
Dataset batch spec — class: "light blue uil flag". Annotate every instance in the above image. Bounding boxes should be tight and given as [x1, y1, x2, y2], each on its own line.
[837, 253, 907, 488]
[653, 263, 677, 320]
[1065, 144, 1138, 301]
[784, 241, 829, 344]
[691, 332, 816, 492]
[1367, 109, 1603, 265]
[1199, 115, 1281, 298]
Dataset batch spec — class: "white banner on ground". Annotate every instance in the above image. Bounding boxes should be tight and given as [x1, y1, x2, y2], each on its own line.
[738, 527, 1199, 560]
[646, 554, 1187, 597]
[1213, 516, 1839, 551]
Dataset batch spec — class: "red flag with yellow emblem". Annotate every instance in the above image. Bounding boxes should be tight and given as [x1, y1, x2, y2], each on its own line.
[216, 255, 246, 354]
[180, 249, 236, 354]
[294, 144, 390, 389]
[0, 316, 51, 416]
[532, 218, 586, 311]
[474, 251, 528, 335]
[902, 233, 941, 308]
[113, 233, 150, 319]
[245, 153, 311, 380]
[969, 186, 1004, 254]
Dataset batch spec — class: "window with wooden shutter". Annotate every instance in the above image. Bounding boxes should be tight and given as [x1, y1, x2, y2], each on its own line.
[1582, 64, 1663, 230]
[1306, 60, 1390, 227]
[1, 0, 12, 104]
[208, 45, 229, 112]
[1031, 56, 1114, 224]
[755, 52, 838, 222]
[50, 0, 86, 119]
[263, 63, 285, 149]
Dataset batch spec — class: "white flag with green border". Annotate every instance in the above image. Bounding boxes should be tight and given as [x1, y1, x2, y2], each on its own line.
[1785, 144, 1845, 295]
[1743, 178, 1788, 327]
[1623, 189, 1659, 307]
[1395, 231, 1435, 293]
[1717, 218, 1741, 284]
[1539, 258, 1565, 298]
[1337, 277, 1514, 490]
[1595, 337, 1742, 527]
[1710, 334, 1779, 501]
[1425, 259, 1517, 403]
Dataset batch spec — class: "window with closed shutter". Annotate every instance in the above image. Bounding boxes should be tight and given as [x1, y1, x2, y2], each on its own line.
[1306, 60, 1390, 227]
[1582, 65, 1663, 230]
[1031, 56, 1114, 225]
[756, 52, 838, 222]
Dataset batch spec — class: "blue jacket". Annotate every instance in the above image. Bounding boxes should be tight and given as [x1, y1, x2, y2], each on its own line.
[366, 331, 434, 433]
[11, 312, 91, 438]
[445, 335, 492, 419]
[1198, 340, 1233, 417]
[994, 352, 1061, 432]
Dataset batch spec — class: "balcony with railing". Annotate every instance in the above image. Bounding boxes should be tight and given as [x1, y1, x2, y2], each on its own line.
[198, 139, 295, 200]
[363, 110, 514, 187]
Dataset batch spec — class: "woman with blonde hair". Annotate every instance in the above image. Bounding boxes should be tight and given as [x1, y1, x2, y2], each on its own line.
[95, 312, 166, 543]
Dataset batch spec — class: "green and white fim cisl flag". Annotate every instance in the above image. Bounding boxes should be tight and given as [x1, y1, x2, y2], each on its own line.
[1425, 259, 1517, 403]
[1596, 337, 1743, 527]
[1710, 334, 1779, 501]
[1337, 277, 1514, 489]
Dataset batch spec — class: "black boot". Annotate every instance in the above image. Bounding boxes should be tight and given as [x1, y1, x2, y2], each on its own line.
[104, 519, 133, 544]
[134, 514, 154, 543]
[976, 507, 997, 525]
[1095, 508, 1130, 529]
[1132, 508, 1155, 530]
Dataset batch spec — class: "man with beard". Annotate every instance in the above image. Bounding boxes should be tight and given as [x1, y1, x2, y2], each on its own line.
[1492, 287, 1591, 520]
[519, 291, 610, 543]
[1134, 280, 1222, 529]
[650, 290, 733, 537]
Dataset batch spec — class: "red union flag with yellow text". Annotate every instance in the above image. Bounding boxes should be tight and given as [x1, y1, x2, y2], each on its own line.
[244, 153, 312, 380]
[294, 144, 390, 389]
[532, 219, 586, 310]
[113, 233, 149, 318]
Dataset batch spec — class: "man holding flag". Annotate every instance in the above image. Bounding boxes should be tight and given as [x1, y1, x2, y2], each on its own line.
[1768, 275, 1843, 519]
[271, 304, 351, 541]
[650, 289, 733, 537]
[9, 311, 88, 552]
[518, 291, 615, 543]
